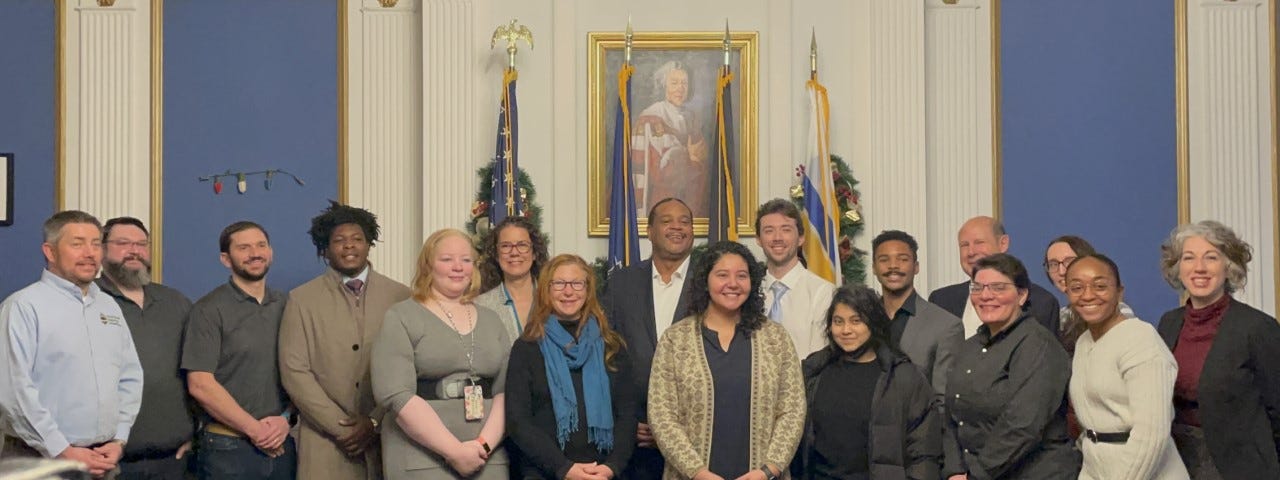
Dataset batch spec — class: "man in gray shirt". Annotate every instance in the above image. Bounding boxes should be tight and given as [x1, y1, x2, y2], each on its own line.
[181, 221, 294, 480]
[871, 229, 963, 397]
[97, 217, 196, 479]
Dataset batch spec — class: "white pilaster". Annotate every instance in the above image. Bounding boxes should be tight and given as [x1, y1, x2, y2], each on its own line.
[1186, 0, 1276, 314]
[347, 0, 423, 285]
[61, 0, 152, 223]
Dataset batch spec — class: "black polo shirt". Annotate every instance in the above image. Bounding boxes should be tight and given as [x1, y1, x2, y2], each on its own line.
[701, 324, 752, 479]
[181, 278, 289, 420]
[97, 278, 196, 457]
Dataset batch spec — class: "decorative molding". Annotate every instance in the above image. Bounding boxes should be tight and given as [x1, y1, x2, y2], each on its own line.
[920, 0, 997, 292]
[150, 0, 163, 280]
[1183, 0, 1276, 313]
[59, 0, 153, 228]
[346, 0, 422, 286]
[421, 0, 481, 243]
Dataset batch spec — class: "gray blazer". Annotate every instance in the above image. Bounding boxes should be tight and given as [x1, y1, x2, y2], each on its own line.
[897, 293, 963, 399]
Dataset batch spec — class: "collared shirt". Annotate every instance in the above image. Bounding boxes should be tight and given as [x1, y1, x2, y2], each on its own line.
[181, 278, 289, 420]
[96, 277, 195, 456]
[652, 256, 691, 339]
[763, 265, 836, 357]
[944, 314, 1074, 478]
[961, 300, 980, 339]
[340, 266, 370, 292]
[889, 292, 917, 347]
[0, 270, 144, 457]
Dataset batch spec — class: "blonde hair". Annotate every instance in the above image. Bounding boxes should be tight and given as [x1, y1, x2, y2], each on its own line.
[523, 254, 626, 370]
[411, 228, 482, 303]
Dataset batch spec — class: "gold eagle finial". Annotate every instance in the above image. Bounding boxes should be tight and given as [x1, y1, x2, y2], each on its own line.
[491, 19, 534, 69]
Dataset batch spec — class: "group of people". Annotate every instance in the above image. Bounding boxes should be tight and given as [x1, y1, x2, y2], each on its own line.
[1, 195, 1278, 480]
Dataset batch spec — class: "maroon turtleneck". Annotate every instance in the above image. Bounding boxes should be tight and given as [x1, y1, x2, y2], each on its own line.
[1172, 294, 1231, 426]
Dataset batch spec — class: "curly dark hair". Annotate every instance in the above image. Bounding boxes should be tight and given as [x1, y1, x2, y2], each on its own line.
[822, 285, 895, 361]
[686, 241, 768, 335]
[479, 216, 551, 292]
[307, 200, 380, 257]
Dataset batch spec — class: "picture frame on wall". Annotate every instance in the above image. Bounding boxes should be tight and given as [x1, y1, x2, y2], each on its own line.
[0, 153, 12, 226]
[586, 31, 759, 237]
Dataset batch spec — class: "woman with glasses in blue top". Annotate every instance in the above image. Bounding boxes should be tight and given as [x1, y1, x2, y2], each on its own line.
[504, 254, 636, 480]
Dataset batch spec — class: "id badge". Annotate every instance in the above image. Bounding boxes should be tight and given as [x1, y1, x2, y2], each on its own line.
[463, 384, 485, 421]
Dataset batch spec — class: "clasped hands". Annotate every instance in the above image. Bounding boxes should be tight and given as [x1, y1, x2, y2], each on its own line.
[247, 415, 290, 457]
[57, 440, 123, 479]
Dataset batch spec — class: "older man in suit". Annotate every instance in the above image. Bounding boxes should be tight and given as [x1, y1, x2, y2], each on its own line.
[278, 202, 411, 480]
[871, 230, 962, 397]
[603, 197, 696, 480]
[927, 216, 1060, 338]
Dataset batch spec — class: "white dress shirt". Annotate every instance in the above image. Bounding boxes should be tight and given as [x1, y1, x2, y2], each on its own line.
[652, 256, 691, 340]
[962, 300, 982, 339]
[762, 264, 836, 357]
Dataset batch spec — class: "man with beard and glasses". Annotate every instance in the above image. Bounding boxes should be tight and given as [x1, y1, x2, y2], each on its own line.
[279, 202, 410, 480]
[754, 198, 835, 357]
[603, 197, 696, 480]
[871, 230, 962, 399]
[0, 211, 143, 479]
[97, 217, 197, 479]
[182, 221, 295, 479]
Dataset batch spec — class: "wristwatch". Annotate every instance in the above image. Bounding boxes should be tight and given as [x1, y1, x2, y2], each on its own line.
[758, 464, 778, 480]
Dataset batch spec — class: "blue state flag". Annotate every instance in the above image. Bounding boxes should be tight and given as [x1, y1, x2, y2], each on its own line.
[608, 64, 641, 273]
[708, 65, 738, 243]
[489, 68, 523, 224]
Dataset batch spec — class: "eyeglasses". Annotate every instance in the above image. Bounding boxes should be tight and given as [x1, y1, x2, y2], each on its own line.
[969, 281, 1015, 295]
[108, 240, 150, 250]
[1043, 256, 1077, 272]
[1066, 282, 1115, 296]
[550, 280, 587, 291]
[498, 242, 532, 254]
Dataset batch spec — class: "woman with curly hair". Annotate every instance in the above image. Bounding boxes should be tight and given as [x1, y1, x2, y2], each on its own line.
[1156, 220, 1280, 479]
[475, 216, 550, 343]
[647, 241, 805, 480]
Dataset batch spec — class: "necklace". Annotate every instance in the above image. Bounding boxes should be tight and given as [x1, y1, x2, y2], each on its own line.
[435, 299, 476, 375]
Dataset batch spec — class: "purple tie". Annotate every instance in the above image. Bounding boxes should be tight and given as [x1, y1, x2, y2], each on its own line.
[345, 279, 364, 295]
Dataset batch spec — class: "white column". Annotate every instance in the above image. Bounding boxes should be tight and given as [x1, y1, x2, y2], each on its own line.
[346, 0, 423, 286]
[422, 0, 487, 241]
[60, 0, 153, 224]
[923, 0, 997, 292]
[1186, 0, 1276, 314]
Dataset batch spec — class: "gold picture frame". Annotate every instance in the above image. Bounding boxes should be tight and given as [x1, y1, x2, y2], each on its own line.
[587, 31, 759, 237]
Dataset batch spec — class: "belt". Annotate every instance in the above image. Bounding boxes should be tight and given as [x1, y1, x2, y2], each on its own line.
[204, 422, 245, 438]
[417, 376, 495, 401]
[1084, 429, 1130, 444]
[123, 446, 182, 462]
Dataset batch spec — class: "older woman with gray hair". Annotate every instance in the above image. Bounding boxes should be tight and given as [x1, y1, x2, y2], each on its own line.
[631, 60, 708, 216]
[1156, 220, 1280, 479]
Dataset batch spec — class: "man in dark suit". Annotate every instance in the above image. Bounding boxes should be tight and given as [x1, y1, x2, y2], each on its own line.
[872, 230, 962, 398]
[927, 216, 1060, 338]
[603, 197, 696, 480]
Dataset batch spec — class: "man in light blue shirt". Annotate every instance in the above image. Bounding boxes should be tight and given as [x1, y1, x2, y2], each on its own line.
[0, 210, 144, 477]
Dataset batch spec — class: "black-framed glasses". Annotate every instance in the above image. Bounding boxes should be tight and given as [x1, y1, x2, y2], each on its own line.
[1043, 256, 1077, 272]
[498, 242, 532, 254]
[550, 280, 587, 291]
[108, 240, 150, 250]
[969, 281, 1015, 295]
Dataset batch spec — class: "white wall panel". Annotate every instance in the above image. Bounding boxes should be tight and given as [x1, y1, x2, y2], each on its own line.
[61, 0, 152, 224]
[1186, 0, 1276, 314]
[924, 0, 996, 292]
[347, 0, 422, 285]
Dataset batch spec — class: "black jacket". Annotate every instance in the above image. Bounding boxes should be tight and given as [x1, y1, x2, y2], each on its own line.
[793, 345, 941, 480]
[1158, 298, 1280, 480]
[928, 281, 1061, 335]
[504, 338, 637, 480]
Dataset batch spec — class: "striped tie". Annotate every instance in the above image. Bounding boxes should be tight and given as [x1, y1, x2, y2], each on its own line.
[769, 282, 789, 322]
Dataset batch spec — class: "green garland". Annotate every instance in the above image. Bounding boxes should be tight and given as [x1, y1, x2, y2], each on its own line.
[465, 164, 546, 237]
[791, 154, 867, 286]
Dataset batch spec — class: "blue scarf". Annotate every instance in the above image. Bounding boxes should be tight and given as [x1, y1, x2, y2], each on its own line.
[539, 315, 614, 452]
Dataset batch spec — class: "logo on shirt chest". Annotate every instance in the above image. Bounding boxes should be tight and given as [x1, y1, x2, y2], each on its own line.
[100, 313, 123, 326]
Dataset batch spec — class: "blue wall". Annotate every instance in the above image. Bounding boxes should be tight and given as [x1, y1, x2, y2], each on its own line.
[0, 1, 56, 299]
[1001, 0, 1179, 320]
[163, 0, 337, 298]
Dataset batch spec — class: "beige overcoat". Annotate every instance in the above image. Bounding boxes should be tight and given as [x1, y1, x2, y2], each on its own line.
[279, 267, 412, 480]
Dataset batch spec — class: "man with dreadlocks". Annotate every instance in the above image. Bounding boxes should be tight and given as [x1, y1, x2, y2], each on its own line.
[278, 201, 412, 480]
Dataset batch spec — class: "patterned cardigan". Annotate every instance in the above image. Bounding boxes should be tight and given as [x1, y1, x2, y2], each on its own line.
[648, 315, 807, 480]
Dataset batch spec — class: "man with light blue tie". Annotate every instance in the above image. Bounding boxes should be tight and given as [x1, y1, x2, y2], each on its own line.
[756, 199, 836, 357]
[0, 210, 144, 478]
